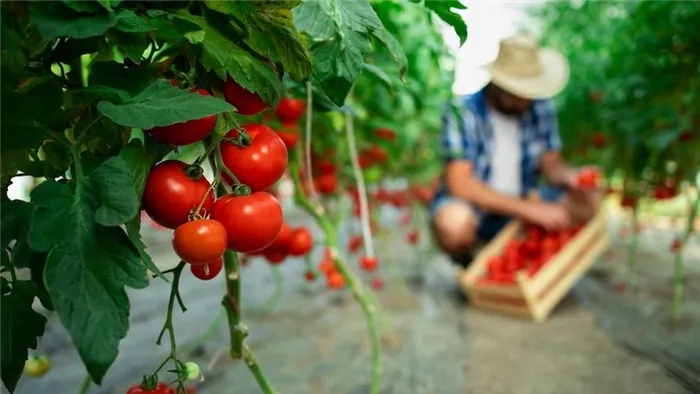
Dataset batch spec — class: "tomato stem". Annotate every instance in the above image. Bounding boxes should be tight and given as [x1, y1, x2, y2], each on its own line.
[221, 250, 246, 358]
[77, 373, 91, 394]
[155, 261, 187, 390]
[242, 344, 276, 394]
[289, 153, 382, 394]
[303, 80, 323, 207]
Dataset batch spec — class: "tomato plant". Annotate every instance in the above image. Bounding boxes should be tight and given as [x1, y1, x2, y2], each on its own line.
[0, 1, 468, 393]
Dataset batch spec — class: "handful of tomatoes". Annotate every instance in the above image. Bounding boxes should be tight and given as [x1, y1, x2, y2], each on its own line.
[478, 222, 584, 285]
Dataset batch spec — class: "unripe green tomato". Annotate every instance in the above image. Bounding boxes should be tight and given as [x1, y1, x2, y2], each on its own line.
[184, 362, 200, 381]
[24, 355, 50, 377]
[364, 167, 382, 184]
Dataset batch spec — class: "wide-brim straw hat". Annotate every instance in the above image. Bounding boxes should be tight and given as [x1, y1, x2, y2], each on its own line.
[484, 35, 570, 100]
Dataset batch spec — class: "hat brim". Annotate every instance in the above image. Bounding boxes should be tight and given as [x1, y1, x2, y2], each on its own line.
[484, 48, 570, 100]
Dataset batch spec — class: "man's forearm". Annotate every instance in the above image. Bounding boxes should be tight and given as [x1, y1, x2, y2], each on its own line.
[541, 152, 575, 188]
[447, 177, 528, 218]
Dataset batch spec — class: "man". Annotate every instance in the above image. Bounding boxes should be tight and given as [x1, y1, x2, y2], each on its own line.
[431, 35, 602, 268]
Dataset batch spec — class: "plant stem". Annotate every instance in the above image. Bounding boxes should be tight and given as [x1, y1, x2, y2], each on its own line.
[626, 201, 640, 282]
[243, 345, 275, 394]
[155, 262, 187, 390]
[303, 80, 322, 206]
[345, 104, 376, 258]
[289, 155, 382, 394]
[77, 373, 91, 394]
[221, 250, 245, 359]
[671, 189, 700, 321]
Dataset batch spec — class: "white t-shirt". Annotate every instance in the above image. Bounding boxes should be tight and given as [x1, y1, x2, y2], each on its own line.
[487, 108, 522, 197]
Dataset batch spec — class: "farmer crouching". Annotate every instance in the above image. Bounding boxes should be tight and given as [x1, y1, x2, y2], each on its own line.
[430, 35, 603, 271]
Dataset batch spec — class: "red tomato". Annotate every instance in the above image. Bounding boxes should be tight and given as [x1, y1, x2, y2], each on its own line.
[542, 237, 559, 255]
[289, 227, 313, 256]
[671, 238, 682, 253]
[373, 128, 396, 141]
[327, 271, 345, 290]
[191, 257, 223, 280]
[143, 161, 215, 229]
[275, 124, 301, 149]
[576, 168, 600, 188]
[274, 97, 306, 124]
[146, 89, 216, 146]
[367, 146, 388, 162]
[407, 230, 419, 245]
[678, 131, 695, 142]
[210, 192, 283, 253]
[315, 173, 338, 195]
[220, 124, 288, 192]
[172, 219, 228, 265]
[266, 222, 293, 252]
[522, 240, 539, 258]
[126, 382, 174, 394]
[358, 153, 373, 169]
[304, 270, 316, 282]
[347, 234, 362, 253]
[224, 77, 268, 116]
[525, 225, 545, 241]
[264, 250, 287, 265]
[315, 160, 338, 175]
[620, 194, 638, 209]
[486, 256, 503, 277]
[360, 256, 379, 272]
[371, 277, 385, 291]
[319, 259, 335, 274]
[591, 132, 607, 148]
[503, 250, 523, 272]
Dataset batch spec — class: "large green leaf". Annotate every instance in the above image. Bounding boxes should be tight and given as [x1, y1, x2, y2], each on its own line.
[97, 79, 234, 129]
[293, 0, 406, 106]
[204, 1, 312, 81]
[423, 1, 468, 46]
[28, 157, 147, 384]
[0, 279, 47, 393]
[29, 2, 117, 39]
[114, 9, 155, 33]
[173, 13, 282, 107]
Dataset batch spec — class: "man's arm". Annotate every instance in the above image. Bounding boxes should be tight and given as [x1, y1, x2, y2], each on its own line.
[540, 151, 576, 188]
[445, 160, 529, 218]
[535, 99, 576, 188]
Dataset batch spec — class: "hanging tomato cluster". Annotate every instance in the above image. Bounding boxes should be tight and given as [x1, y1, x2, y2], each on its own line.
[246, 224, 314, 265]
[477, 223, 584, 285]
[296, 150, 340, 197]
[140, 77, 299, 281]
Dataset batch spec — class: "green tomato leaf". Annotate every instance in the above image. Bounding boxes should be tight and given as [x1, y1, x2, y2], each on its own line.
[1, 199, 33, 249]
[424, 1, 468, 46]
[174, 13, 281, 106]
[0, 279, 48, 393]
[71, 85, 132, 105]
[293, 0, 404, 106]
[97, 79, 234, 129]
[204, 0, 312, 81]
[114, 9, 155, 33]
[119, 138, 170, 281]
[29, 2, 117, 39]
[1, 77, 63, 153]
[62, 0, 104, 13]
[362, 64, 392, 88]
[107, 30, 149, 64]
[28, 158, 148, 384]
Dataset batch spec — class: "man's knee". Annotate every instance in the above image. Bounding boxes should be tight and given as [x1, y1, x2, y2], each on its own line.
[431, 202, 478, 255]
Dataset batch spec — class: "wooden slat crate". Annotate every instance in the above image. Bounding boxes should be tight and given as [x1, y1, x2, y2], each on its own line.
[455, 210, 610, 323]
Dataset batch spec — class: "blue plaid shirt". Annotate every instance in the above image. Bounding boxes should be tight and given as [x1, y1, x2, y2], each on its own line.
[437, 87, 562, 200]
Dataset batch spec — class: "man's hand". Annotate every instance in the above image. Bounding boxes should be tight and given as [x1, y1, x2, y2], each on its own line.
[518, 201, 571, 231]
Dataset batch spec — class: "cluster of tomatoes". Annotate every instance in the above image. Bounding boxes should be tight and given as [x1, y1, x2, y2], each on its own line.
[127, 382, 196, 394]
[141, 76, 310, 281]
[298, 151, 340, 197]
[243, 223, 313, 265]
[477, 223, 583, 286]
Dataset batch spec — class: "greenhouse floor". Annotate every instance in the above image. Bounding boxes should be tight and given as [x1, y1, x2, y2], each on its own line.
[13, 214, 698, 394]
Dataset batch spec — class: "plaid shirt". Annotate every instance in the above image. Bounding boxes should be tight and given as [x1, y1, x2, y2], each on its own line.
[438, 87, 562, 199]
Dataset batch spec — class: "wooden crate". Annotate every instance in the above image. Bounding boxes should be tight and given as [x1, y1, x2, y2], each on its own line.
[456, 210, 610, 323]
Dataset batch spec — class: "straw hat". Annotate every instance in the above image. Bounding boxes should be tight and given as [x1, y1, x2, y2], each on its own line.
[485, 35, 570, 100]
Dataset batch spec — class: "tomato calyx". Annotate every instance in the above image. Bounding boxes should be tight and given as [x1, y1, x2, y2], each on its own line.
[139, 374, 160, 391]
[183, 164, 205, 181]
[232, 184, 252, 196]
[222, 128, 253, 148]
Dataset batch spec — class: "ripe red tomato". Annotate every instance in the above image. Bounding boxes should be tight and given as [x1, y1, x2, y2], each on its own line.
[146, 89, 216, 146]
[319, 258, 335, 274]
[220, 124, 288, 192]
[210, 192, 283, 253]
[289, 227, 313, 256]
[577, 168, 600, 188]
[266, 222, 293, 252]
[327, 271, 345, 290]
[591, 132, 607, 148]
[143, 161, 215, 229]
[274, 97, 306, 124]
[671, 238, 682, 253]
[191, 257, 223, 281]
[360, 256, 379, 272]
[172, 219, 228, 265]
[366, 146, 388, 162]
[315, 160, 338, 175]
[315, 173, 337, 195]
[542, 237, 559, 255]
[264, 250, 287, 265]
[304, 270, 316, 282]
[371, 277, 385, 291]
[275, 123, 300, 149]
[373, 128, 396, 141]
[407, 230, 419, 245]
[347, 234, 362, 253]
[126, 382, 174, 394]
[358, 153, 373, 169]
[224, 77, 268, 116]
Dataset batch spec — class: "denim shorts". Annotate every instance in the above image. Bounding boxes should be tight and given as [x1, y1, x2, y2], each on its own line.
[429, 185, 564, 243]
